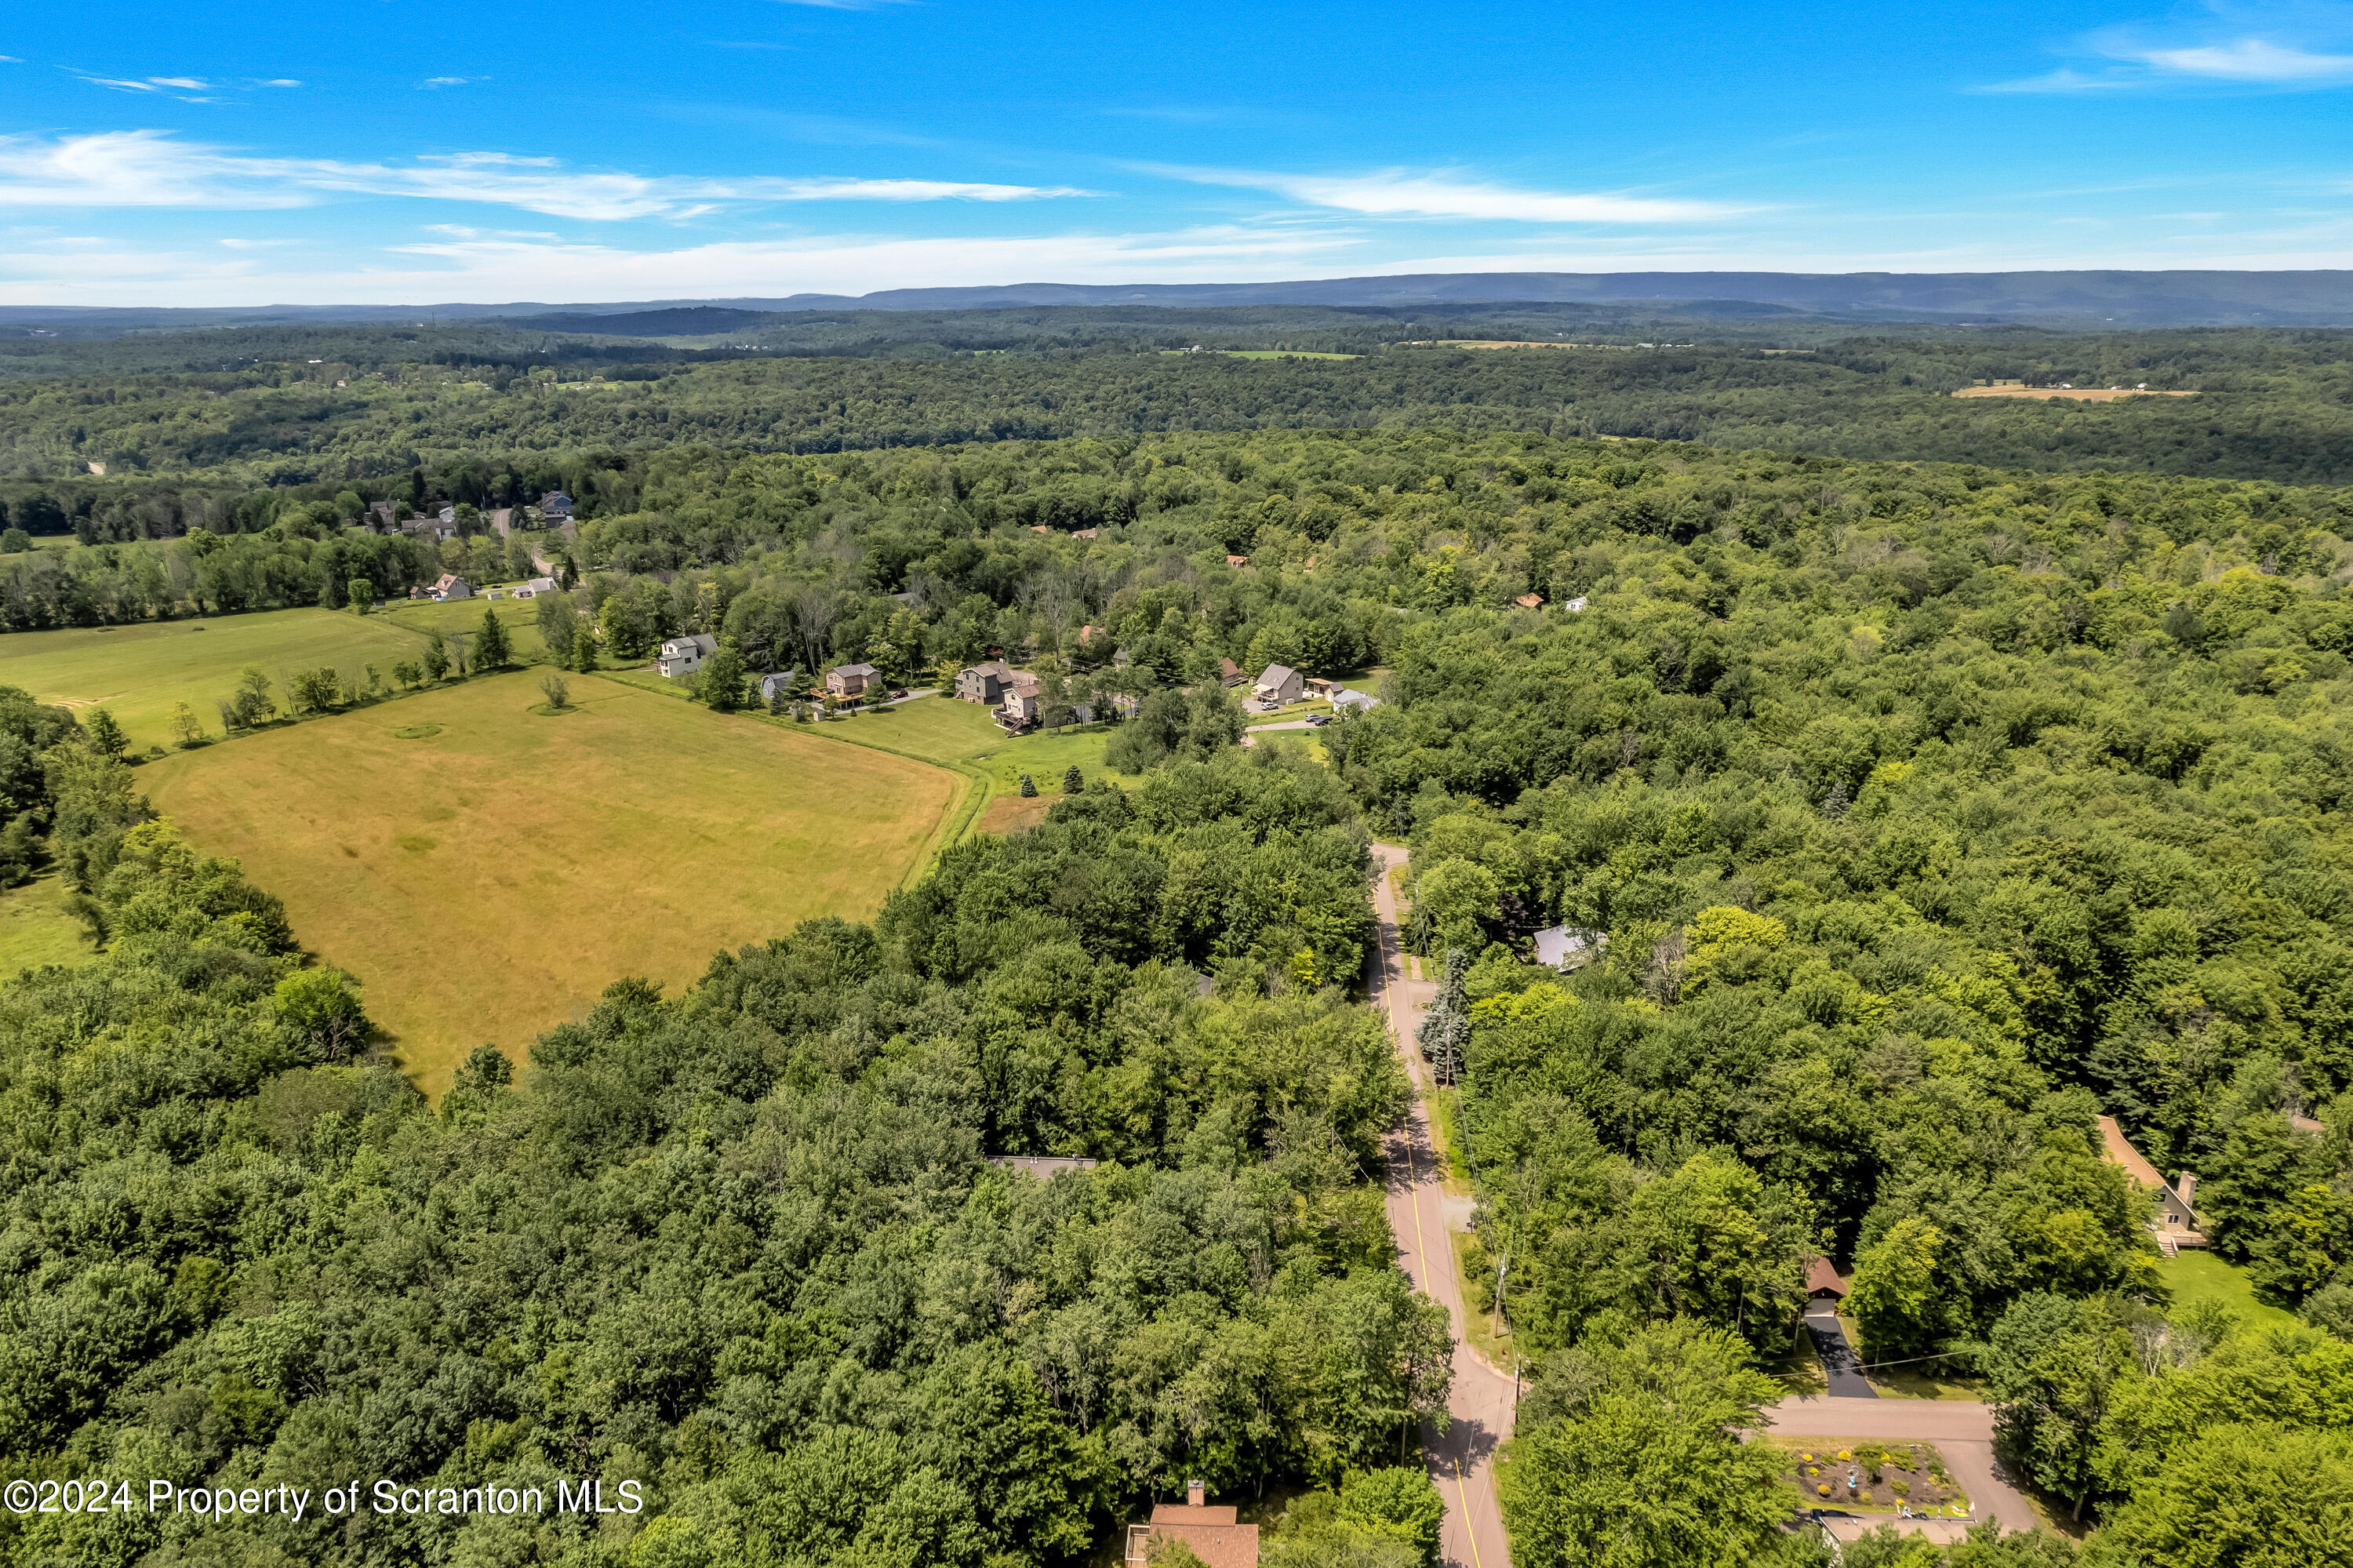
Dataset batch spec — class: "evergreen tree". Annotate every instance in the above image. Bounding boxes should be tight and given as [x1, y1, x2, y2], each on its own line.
[83, 708, 126, 759]
[475, 607, 511, 670]
[1019, 773, 1038, 798]
[422, 632, 449, 682]
[1064, 765, 1085, 795]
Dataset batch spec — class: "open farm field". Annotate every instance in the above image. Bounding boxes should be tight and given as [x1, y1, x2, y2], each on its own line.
[0, 609, 427, 751]
[376, 593, 552, 658]
[1953, 384, 2198, 401]
[593, 671, 1141, 835]
[141, 671, 958, 1094]
[0, 599, 550, 752]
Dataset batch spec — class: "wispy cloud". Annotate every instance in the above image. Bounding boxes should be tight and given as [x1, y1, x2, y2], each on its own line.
[1979, 67, 2144, 93]
[1981, 8, 2353, 93]
[69, 71, 222, 102]
[2130, 38, 2353, 79]
[769, 0, 914, 9]
[419, 76, 474, 89]
[0, 132, 1096, 220]
[1152, 165, 1744, 223]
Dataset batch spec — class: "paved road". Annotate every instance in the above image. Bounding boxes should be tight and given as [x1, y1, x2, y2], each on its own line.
[1768, 1396, 2037, 1533]
[1368, 843, 1515, 1568]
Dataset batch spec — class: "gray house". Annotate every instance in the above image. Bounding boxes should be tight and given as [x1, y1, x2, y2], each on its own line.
[657, 633, 718, 679]
[758, 671, 800, 705]
[956, 660, 1017, 704]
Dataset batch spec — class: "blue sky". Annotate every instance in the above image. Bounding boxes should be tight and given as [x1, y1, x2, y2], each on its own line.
[2, 0, 2350, 304]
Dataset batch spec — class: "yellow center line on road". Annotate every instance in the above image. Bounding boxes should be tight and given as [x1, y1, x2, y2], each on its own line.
[1454, 1459, 1484, 1568]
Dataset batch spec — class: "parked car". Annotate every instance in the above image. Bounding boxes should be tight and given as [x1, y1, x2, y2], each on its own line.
[1306, 714, 1332, 727]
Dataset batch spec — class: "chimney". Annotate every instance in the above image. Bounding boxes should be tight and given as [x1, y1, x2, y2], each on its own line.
[2177, 1172, 2198, 1211]
[1187, 1479, 1205, 1509]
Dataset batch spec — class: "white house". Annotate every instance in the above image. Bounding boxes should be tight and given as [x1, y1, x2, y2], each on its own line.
[1330, 688, 1379, 713]
[511, 577, 558, 599]
[758, 671, 799, 705]
[657, 633, 718, 679]
[1253, 664, 1304, 704]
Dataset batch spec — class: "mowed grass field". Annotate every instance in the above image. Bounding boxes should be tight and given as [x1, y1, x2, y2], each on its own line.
[594, 671, 1143, 839]
[0, 598, 551, 752]
[141, 671, 958, 1095]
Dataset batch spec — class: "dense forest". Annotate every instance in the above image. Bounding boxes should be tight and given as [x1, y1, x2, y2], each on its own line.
[8, 422, 2353, 1564]
[0, 325, 2348, 522]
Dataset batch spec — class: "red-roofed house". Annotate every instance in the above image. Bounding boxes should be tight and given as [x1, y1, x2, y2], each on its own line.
[1125, 1482, 1258, 1568]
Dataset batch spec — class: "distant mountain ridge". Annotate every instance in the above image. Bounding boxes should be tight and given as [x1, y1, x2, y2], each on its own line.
[3, 269, 2350, 333]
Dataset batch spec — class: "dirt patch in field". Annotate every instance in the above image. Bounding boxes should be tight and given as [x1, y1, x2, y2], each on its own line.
[1953, 385, 2198, 402]
[976, 792, 1054, 835]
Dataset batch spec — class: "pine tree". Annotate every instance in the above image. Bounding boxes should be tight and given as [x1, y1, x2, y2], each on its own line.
[1019, 773, 1038, 798]
[1416, 948, 1472, 1086]
[475, 607, 511, 670]
[84, 708, 127, 759]
[1063, 765, 1084, 795]
[423, 633, 449, 682]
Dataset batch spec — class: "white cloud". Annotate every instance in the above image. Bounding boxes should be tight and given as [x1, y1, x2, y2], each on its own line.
[2129, 38, 2353, 80]
[420, 76, 473, 88]
[0, 132, 1096, 220]
[1154, 166, 1743, 223]
[0, 223, 1355, 305]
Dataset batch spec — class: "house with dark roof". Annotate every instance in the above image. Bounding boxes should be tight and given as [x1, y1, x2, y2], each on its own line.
[1219, 657, 1246, 688]
[539, 491, 574, 520]
[956, 661, 1018, 704]
[658, 634, 718, 678]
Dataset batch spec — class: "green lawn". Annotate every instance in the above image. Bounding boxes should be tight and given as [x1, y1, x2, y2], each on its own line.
[0, 610, 427, 752]
[0, 599, 555, 754]
[0, 871, 97, 973]
[591, 675, 1144, 849]
[2157, 1250, 2300, 1330]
